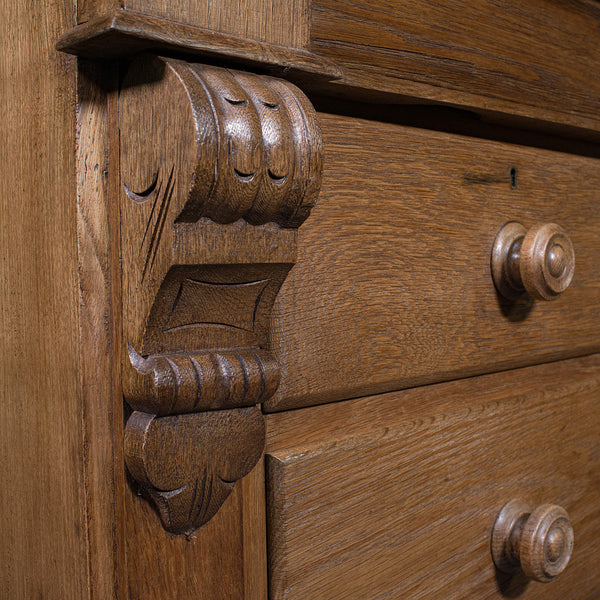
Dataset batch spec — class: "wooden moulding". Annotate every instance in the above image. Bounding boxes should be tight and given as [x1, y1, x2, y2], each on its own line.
[118, 55, 323, 534]
[56, 10, 342, 81]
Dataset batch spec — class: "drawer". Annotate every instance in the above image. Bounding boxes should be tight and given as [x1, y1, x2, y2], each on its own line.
[267, 113, 600, 411]
[265, 354, 600, 599]
[310, 0, 600, 134]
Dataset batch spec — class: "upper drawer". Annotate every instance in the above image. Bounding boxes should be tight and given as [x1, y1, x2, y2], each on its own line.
[266, 113, 600, 412]
[310, 0, 600, 135]
[266, 354, 600, 599]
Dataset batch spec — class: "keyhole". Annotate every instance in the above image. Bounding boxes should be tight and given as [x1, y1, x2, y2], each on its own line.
[510, 167, 518, 189]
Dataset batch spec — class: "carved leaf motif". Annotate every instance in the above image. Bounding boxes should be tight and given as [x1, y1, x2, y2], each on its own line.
[125, 407, 265, 535]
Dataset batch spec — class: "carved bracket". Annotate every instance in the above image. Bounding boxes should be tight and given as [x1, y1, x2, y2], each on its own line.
[118, 56, 322, 534]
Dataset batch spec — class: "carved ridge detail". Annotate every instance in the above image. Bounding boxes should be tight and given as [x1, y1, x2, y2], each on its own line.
[126, 347, 280, 416]
[118, 56, 322, 534]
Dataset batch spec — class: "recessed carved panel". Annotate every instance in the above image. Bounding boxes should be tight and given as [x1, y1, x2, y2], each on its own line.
[163, 278, 270, 333]
[118, 56, 322, 533]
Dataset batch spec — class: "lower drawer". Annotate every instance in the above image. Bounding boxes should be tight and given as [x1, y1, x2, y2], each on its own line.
[265, 354, 600, 599]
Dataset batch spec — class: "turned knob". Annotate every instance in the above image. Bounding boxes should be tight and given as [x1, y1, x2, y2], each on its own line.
[491, 222, 575, 300]
[491, 499, 574, 583]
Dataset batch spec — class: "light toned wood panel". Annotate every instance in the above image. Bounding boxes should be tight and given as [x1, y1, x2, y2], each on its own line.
[266, 113, 600, 412]
[77, 59, 121, 599]
[311, 0, 600, 135]
[78, 0, 310, 47]
[0, 0, 89, 597]
[241, 457, 269, 600]
[266, 354, 600, 599]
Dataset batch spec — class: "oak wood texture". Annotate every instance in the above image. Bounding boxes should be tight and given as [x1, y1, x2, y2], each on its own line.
[111, 58, 272, 596]
[265, 113, 600, 412]
[0, 0, 92, 596]
[57, 11, 342, 81]
[118, 56, 323, 533]
[78, 0, 310, 47]
[520, 223, 575, 301]
[77, 59, 123, 598]
[125, 407, 266, 533]
[265, 354, 600, 599]
[492, 222, 575, 300]
[491, 500, 574, 583]
[311, 0, 600, 135]
[123, 457, 269, 600]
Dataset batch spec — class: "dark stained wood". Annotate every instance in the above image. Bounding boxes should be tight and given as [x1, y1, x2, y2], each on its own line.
[125, 408, 265, 534]
[241, 457, 269, 599]
[491, 500, 574, 583]
[0, 0, 91, 596]
[4, 0, 600, 595]
[123, 459, 267, 599]
[265, 112, 600, 412]
[77, 0, 311, 47]
[115, 59, 285, 598]
[57, 11, 342, 80]
[492, 221, 575, 301]
[265, 354, 600, 599]
[520, 223, 575, 301]
[311, 0, 600, 135]
[117, 56, 323, 533]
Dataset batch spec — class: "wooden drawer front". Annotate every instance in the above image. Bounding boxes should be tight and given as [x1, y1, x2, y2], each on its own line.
[266, 114, 600, 412]
[310, 0, 600, 134]
[266, 355, 600, 599]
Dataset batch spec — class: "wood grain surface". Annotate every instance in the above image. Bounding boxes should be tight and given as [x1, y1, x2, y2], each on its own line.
[311, 0, 600, 135]
[77, 59, 122, 599]
[78, 0, 310, 47]
[117, 56, 322, 534]
[57, 11, 341, 80]
[0, 0, 89, 596]
[266, 112, 600, 412]
[266, 354, 600, 599]
[123, 457, 268, 599]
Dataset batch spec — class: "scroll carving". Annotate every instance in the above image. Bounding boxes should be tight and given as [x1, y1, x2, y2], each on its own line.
[119, 56, 322, 534]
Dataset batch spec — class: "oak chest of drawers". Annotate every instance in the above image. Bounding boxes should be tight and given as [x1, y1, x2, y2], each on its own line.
[2, 0, 600, 598]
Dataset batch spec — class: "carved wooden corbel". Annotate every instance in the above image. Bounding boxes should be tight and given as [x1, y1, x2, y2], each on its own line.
[118, 56, 322, 534]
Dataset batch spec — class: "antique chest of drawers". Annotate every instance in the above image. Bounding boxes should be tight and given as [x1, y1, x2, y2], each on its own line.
[2, 0, 600, 598]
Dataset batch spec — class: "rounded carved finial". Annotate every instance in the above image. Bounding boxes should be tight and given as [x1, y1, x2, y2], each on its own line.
[491, 499, 574, 583]
[491, 222, 575, 300]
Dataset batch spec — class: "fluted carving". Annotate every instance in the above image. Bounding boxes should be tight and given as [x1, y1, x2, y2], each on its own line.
[126, 347, 280, 416]
[118, 56, 322, 534]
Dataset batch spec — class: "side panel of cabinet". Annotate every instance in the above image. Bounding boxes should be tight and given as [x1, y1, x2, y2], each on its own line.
[0, 0, 89, 597]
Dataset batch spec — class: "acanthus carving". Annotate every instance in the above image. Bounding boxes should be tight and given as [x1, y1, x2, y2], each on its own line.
[118, 56, 322, 534]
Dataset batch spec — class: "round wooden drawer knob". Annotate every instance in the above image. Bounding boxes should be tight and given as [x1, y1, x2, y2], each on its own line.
[491, 499, 574, 583]
[491, 222, 575, 300]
